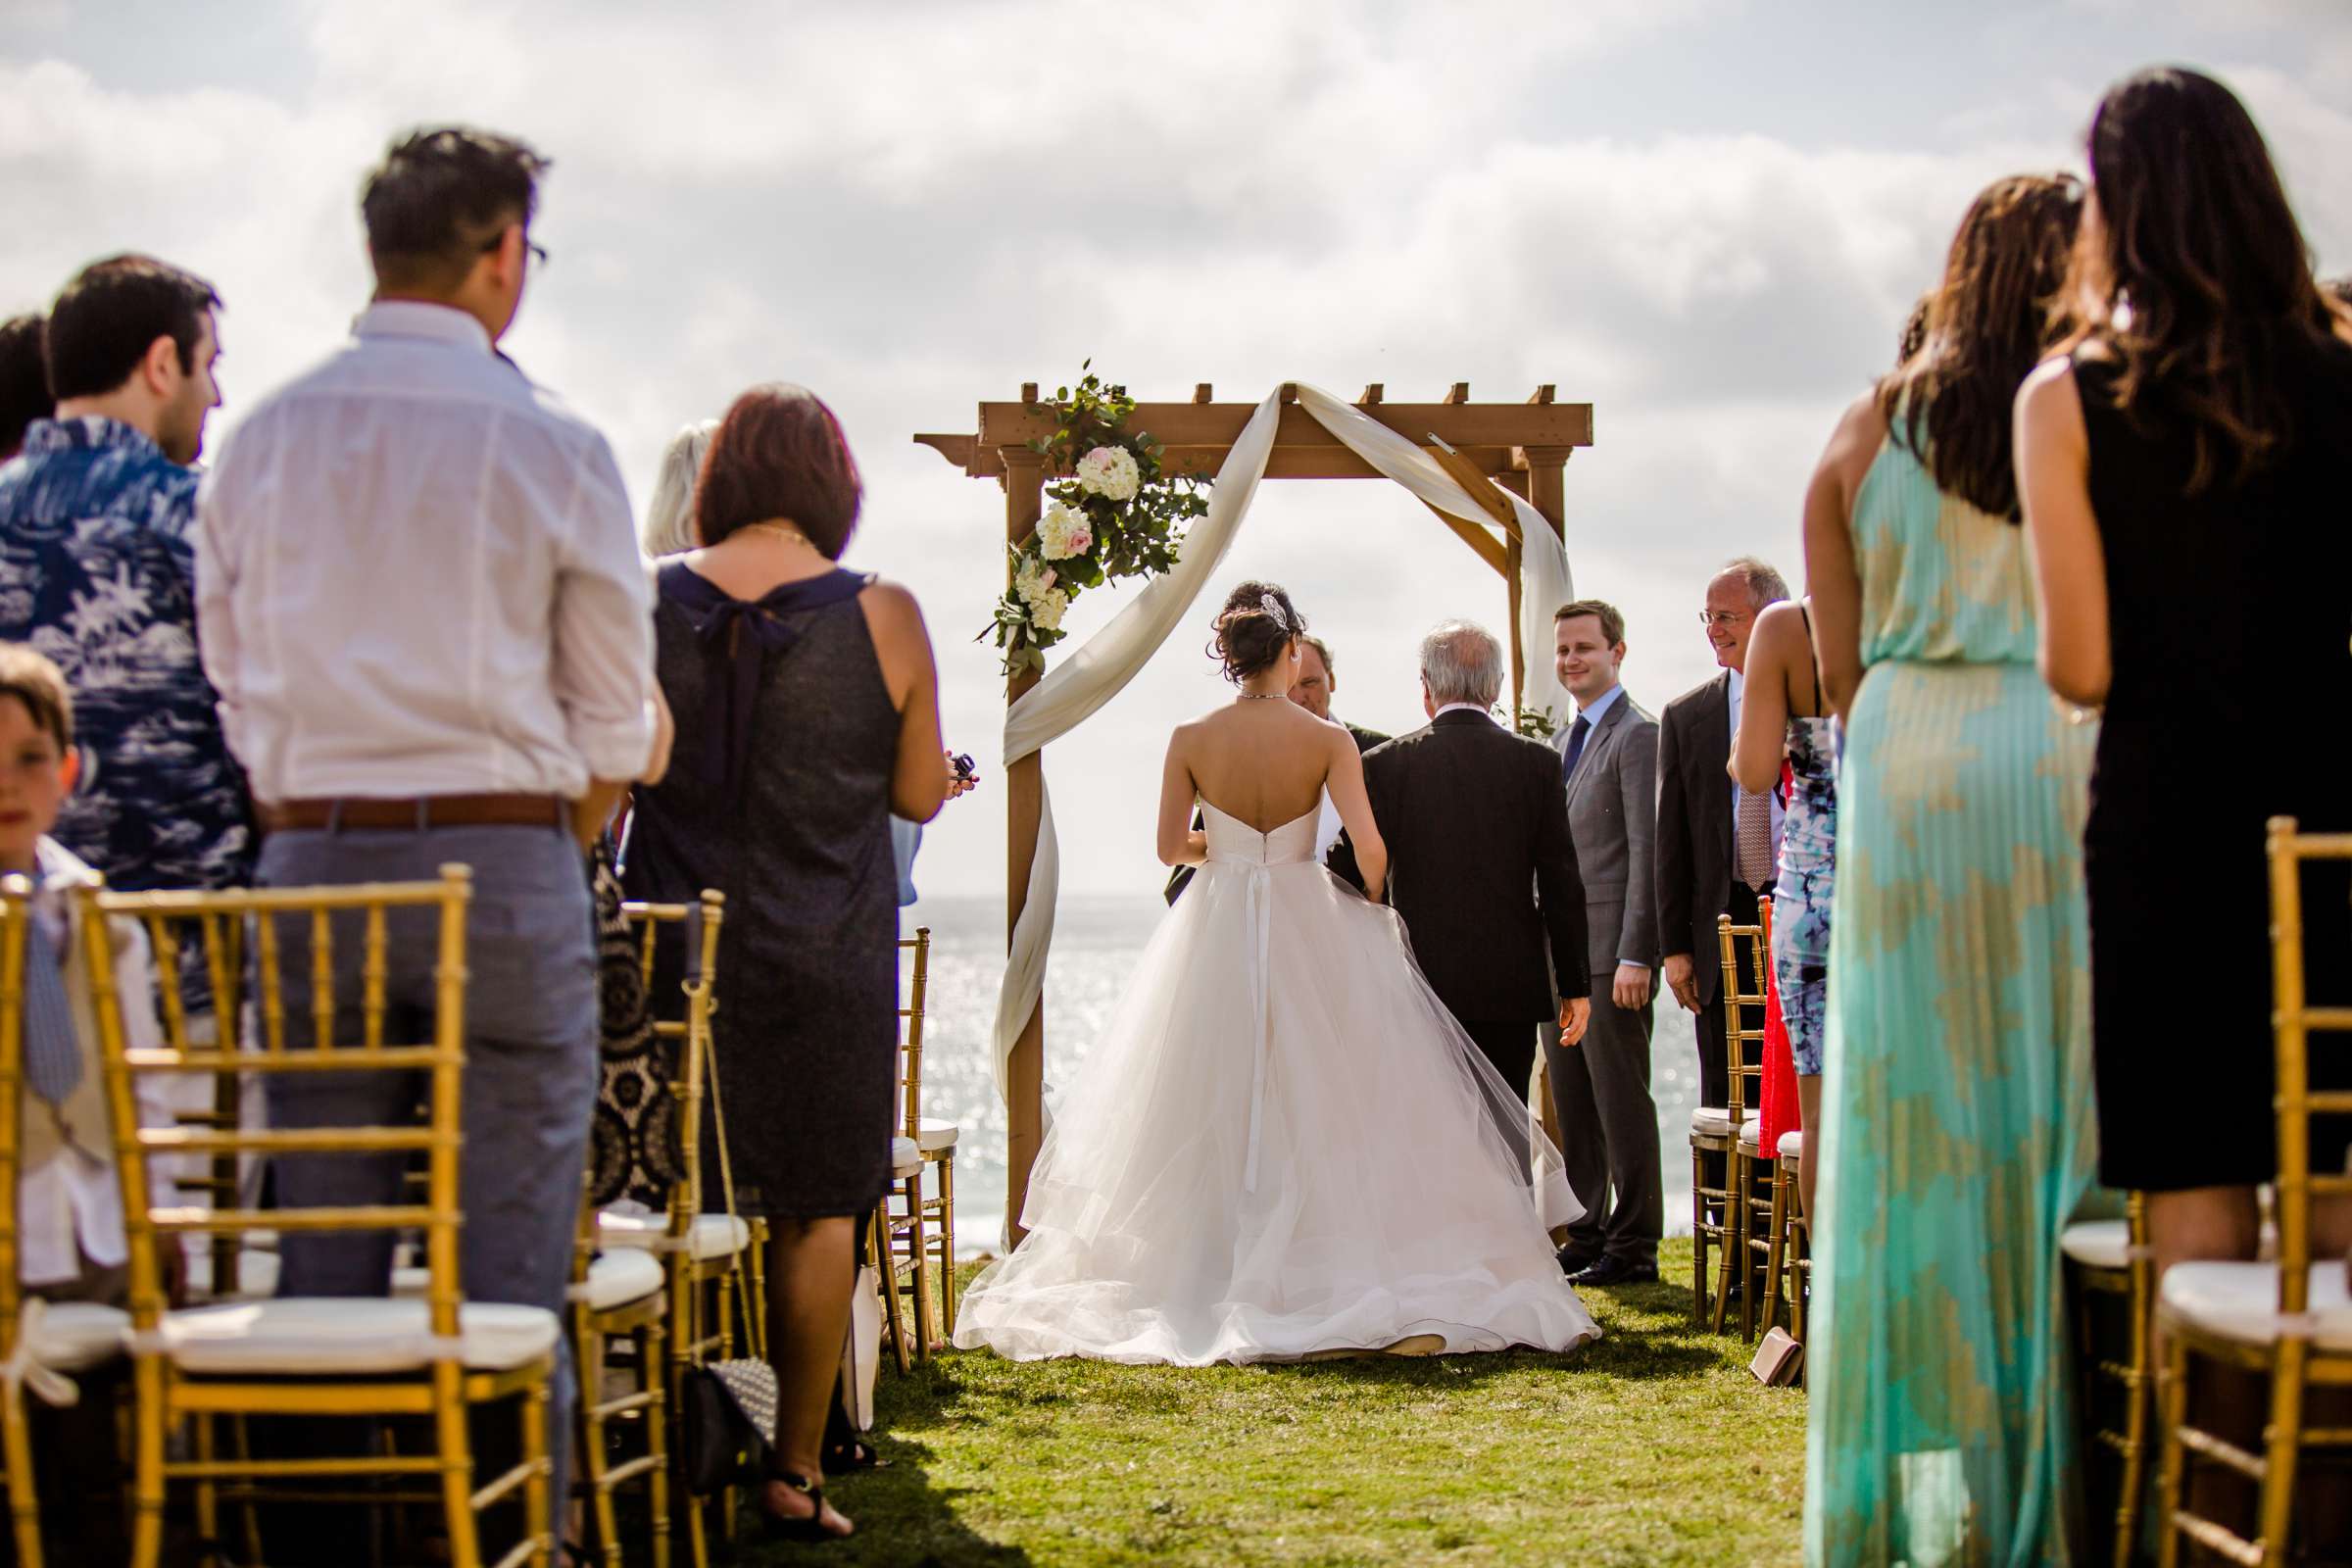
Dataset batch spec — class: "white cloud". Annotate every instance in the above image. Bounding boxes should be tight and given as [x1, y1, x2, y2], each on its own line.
[4, 5, 2347, 900]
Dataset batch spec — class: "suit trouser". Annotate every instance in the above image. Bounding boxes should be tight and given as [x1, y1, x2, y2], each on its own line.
[262, 823, 596, 1555]
[1690, 880, 1768, 1108]
[1543, 981, 1662, 1267]
[1456, 1016, 1539, 1102]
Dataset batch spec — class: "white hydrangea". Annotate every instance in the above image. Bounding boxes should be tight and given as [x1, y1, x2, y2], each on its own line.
[1075, 445, 1141, 503]
[1037, 499, 1093, 561]
[1014, 560, 1069, 631]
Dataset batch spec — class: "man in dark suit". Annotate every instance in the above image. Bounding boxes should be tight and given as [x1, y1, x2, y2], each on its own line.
[1351, 619, 1589, 1091]
[1166, 632, 1387, 904]
[1654, 558, 1788, 1107]
[1544, 599, 1664, 1287]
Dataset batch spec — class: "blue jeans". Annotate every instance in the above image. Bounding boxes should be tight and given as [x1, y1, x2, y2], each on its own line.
[259, 823, 595, 1544]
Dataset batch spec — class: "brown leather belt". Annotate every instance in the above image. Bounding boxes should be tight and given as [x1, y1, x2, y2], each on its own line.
[258, 794, 567, 834]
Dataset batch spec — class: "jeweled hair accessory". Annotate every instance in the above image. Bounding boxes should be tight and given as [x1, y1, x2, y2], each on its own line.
[1258, 592, 1289, 630]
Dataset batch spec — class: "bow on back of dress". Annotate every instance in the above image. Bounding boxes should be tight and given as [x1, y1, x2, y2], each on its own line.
[666, 564, 871, 806]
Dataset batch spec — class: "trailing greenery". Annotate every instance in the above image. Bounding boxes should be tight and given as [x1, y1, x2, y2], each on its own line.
[749, 1241, 1805, 1566]
[980, 366, 1211, 680]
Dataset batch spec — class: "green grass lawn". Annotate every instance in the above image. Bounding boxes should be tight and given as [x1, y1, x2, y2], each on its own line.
[747, 1240, 1805, 1567]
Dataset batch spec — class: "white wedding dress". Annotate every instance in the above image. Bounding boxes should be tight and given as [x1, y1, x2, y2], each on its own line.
[953, 799, 1601, 1365]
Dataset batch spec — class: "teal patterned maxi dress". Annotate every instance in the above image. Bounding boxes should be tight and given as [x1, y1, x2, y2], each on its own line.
[1804, 434, 2100, 1565]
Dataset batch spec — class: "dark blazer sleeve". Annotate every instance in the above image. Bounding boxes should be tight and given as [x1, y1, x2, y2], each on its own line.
[1533, 746, 1591, 1001]
[1616, 710, 1662, 966]
[1654, 699, 1692, 961]
[1163, 807, 1205, 905]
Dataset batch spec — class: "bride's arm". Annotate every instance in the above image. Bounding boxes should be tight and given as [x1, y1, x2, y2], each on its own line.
[1326, 734, 1387, 902]
[1156, 729, 1207, 867]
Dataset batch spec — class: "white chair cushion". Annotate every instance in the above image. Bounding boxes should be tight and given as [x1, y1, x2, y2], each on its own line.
[890, 1137, 922, 1179]
[1689, 1107, 1734, 1139]
[153, 1298, 560, 1374]
[2059, 1219, 2132, 1272]
[2160, 1261, 2352, 1351]
[1776, 1130, 1804, 1161]
[578, 1248, 665, 1311]
[597, 1209, 750, 1262]
[26, 1302, 129, 1373]
[1737, 1120, 1763, 1152]
[915, 1117, 959, 1154]
[390, 1265, 427, 1299]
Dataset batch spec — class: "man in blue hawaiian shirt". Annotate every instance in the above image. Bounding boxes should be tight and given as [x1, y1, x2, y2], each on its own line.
[0, 255, 254, 901]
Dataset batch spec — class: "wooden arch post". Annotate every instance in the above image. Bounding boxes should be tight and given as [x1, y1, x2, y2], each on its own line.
[918, 382, 1593, 1237]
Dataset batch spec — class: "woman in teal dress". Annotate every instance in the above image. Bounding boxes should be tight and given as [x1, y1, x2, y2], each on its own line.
[1800, 173, 2101, 1564]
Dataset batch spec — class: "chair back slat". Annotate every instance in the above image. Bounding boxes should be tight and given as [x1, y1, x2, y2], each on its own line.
[616, 895, 725, 1234]
[2267, 816, 2352, 1316]
[899, 928, 931, 1138]
[81, 866, 474, 1342]
[0, 882, 29, 1372]
[1716, 906, 1771, 1123]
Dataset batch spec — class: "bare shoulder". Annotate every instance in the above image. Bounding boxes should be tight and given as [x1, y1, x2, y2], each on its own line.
[857, 576, 924, 626]
[2015, 355, 2086, 439]
[1822, 387, 1888, 479]
[1751, 599, 1809, 650]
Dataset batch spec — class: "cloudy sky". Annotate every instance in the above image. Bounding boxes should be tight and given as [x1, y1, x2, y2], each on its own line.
[5, 1, 2347, 904]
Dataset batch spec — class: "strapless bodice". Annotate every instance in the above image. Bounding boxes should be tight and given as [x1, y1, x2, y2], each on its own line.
[1201, 801, 1321, 867]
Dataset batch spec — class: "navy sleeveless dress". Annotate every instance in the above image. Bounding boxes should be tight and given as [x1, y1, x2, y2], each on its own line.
[623, 562, 899, 1218]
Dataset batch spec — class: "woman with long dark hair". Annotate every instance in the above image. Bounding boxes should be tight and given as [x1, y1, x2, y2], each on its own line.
[1801, 172, 2099, 1563]
[624, 384, 950, 1541]
[2017, 67, 2352, 1540]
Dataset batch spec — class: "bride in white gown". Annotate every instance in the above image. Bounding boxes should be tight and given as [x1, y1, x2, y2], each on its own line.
[954, 583, 1599, 1365]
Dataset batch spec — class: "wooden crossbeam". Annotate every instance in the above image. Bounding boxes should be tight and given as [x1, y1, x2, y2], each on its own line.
[919, 398, 1592, 480]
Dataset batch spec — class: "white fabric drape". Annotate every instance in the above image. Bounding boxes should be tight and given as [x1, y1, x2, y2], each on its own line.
[991, 383, 1577, 1142]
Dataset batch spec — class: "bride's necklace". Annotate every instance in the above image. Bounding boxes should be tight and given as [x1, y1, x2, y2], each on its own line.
[1237, 691, 1285, 702]
[740, 521, 815, 549]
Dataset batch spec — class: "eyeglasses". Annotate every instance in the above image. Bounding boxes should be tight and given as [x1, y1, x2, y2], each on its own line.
[480, 228, 550, 270]
[1696, 610, 1749, 628]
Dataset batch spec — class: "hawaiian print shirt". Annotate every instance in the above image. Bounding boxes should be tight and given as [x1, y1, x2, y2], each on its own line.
[0, 417, 255, 898]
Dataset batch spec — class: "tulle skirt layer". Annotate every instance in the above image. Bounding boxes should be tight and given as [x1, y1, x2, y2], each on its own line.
[953, 858, 1599, 1365]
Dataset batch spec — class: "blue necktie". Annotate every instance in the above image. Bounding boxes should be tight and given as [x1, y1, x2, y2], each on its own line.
[1562, 713, 1592, 782]
[22, 906, 80, 1107]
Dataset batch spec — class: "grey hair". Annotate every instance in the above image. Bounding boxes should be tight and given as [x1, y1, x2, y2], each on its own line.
[1418, 619, 1503, 710]
[640, 417, 720, 558]
[1719, 555, 1790, 609]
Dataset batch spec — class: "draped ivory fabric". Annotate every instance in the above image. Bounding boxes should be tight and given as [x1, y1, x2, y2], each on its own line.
[990, 383, 1578, 1147]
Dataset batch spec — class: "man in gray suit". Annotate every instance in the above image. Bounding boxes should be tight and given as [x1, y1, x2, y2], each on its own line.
[1541, 600, 1663, 1286]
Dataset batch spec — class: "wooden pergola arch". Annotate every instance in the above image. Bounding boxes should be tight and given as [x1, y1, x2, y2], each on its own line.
[917, 381, 1596, 1232]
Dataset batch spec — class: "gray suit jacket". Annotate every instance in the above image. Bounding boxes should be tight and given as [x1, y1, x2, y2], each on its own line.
[1555, 692, 1661, 978]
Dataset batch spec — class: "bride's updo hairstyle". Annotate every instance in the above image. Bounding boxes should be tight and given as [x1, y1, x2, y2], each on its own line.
[1207, 579, 1304, 685]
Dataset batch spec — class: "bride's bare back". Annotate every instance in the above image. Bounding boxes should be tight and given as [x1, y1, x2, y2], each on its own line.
[1156, 691, 1388, 897]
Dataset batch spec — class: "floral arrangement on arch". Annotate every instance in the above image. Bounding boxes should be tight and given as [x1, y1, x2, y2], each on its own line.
[983, 366, 1211, 679]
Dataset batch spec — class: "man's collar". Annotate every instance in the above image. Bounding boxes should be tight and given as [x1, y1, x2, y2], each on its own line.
[19, 416, 163, 464]
[355, 300, 494, 356]
[1575, 684, 1625, 723]
[1432, 703, 1496, 726]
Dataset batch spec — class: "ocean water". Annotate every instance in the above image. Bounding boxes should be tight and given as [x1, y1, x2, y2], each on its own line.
[901, 893, 1703, 1254]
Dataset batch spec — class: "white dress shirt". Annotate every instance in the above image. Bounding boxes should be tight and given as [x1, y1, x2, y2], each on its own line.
[196, 302, 655, 802]
[19, 839, 173, 1288]
[1433, 702, 1495, 721]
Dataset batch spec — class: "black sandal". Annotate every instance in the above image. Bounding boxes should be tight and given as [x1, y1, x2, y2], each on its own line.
[758, 1469, 849, 1543]
[825, 1437, 890, 1471]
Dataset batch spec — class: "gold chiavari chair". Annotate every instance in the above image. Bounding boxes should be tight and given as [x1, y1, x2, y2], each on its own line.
[2155, 818, 2352, 1567]
[1735, 902, 1780, 1344]
[878, 930, 939, 1363]
[83, 866, 559, 1568]
[0, 877, 136, 1568]
[906, 931, 957, 1351]
[567, 1183, 668, 1568]
[1690, 909, 1767, 1334]
[1763, 1129, 1809, 1348]
[2062, 1194, 2152, 1568]
[592, 893, 751, 1568]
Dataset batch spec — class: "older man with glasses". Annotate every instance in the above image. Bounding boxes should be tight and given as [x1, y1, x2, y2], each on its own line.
[1654, 557, 1788, 1109]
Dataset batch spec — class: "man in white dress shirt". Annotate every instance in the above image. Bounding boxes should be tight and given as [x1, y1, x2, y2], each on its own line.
[196, 126, 656, 1533]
